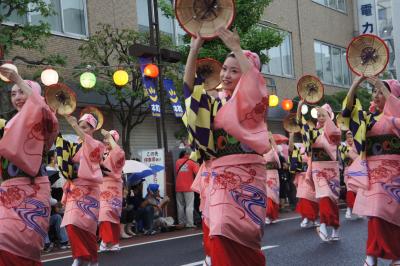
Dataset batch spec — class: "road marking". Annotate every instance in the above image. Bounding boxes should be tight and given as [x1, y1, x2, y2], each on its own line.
[42, 232, 203, 263]
[180, 245, 279, 266]
[43, 216, 302, 263]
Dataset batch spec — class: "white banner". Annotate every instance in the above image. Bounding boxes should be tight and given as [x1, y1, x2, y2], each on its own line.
[140, 149, 166, 197]
[357, 0, 377, 35]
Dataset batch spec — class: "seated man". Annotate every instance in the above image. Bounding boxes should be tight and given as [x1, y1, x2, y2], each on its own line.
[145, 184, 174, 231]
[44, 199, 69, 252]
[127, 182, 156, 235]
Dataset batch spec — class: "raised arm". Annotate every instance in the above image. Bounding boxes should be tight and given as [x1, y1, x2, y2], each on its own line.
[288, 132, 295, 152]
[0, 66, 32, 96]
[64, 115, 86, 141]
[296, 100, 304, 122]
[101, 129, 117, 149]
[345, 75, 365, 110]
[183, 35, 204, 93]
[217, 27, 251, 74]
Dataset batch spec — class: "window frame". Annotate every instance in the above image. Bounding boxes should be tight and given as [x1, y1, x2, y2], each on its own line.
[312, 0, 348, 14]
[314, 40, 351, 87]
[2, 0, 89, 39]
[260, 27, 295, 79]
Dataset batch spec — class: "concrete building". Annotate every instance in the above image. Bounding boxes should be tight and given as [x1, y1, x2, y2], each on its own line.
[3, 0, 398, 149]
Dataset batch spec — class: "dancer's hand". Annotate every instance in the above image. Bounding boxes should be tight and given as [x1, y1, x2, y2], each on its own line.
[190, 33, 204, 52]
[217, 27, 241, 52]
[64, 115, 78, 126]
[0, 66, 22, 84]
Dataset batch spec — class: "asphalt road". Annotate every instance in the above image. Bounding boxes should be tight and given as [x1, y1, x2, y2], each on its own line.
[43, 212, 394, 266]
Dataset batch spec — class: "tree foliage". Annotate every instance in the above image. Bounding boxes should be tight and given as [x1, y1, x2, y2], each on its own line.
[78, 24, 179, 158]
[160, 0, 283, 64]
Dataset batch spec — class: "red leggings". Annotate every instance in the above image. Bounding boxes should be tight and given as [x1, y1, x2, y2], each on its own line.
[346, 191, 356, 209]
[210, 236, 265, 266]
[66, 225, 98, 262]
[296, 198, 319, 221]
[0, 250, 41, 266]
[367, 217, 400, 260]
[266, 198, 279, 221]
[319, 197, 339, 228]
[99, 221, 120, 245]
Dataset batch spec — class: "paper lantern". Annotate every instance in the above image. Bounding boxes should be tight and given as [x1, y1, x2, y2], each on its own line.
[0, 62, 18, 82]
[80, 72, 96, 89]
[282, 99, 293, 111]
[144, 64, 159, 78]
[113, 69, 129, 86]
[311, 107, 318, 119]
[269, 95, 279, 107]
[301, 104, 309, 115]
[41, 68, 59, 86]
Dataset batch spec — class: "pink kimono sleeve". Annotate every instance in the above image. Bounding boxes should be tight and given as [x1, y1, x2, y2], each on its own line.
[323, 118, 341, 145]
[383, 94, 400, 137]
[76, 134, 105, 182]
[0, 92, 58, 176]
[102, 146, 125, 180]
[214, 67, 270, 154]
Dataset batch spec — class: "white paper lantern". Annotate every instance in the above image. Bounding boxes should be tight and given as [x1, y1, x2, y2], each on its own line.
[301, 104, 309, 115]
[0, 63, 18, 82]
[311, 107, 318, 119]
[41, 68, 59, 86]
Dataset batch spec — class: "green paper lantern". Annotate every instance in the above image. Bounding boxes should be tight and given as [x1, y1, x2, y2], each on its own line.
[80, 72, 96, 89]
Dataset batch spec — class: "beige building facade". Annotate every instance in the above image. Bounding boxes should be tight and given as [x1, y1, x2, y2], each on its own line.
[3, 0, 358, 153]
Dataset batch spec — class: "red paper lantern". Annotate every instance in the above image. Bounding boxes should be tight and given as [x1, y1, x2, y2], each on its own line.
[144, 64, 159, 78]
[282, 99, 293, 111]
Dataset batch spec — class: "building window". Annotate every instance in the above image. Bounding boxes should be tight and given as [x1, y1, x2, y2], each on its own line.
[313, 0, 347, 13]
[1, 0, 88, 37]
[136, 0, 185, 46]
[314, 40, 351, 86]
[262, 31, 294, 78]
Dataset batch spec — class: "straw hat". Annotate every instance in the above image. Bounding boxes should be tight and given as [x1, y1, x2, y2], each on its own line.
[196, 58, 222, 91]
[297, 75, 324, 104]
[346, 34, 389, 77]
[175, 0, 235, 39]
[80, 106, 104, 130]
[283, 113, 301, 133]
[45, 83, 77, 116]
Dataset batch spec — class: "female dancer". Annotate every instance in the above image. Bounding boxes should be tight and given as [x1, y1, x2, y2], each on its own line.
[0, 67, 58, 265]
[338, 130, 359, 219]
[99, 129, 125, 252]
[184, 27, 270, 265]
[342, 76, 400, 266]
[297, 101, 341, 241]
[288, 133, 319, 228]
[264, 132, 281, 224]
[56, 112, 104, 266]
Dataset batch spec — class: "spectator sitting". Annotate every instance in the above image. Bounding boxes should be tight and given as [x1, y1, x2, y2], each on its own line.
[175, 150, 199, 228]
[119, 180, 138, 238]
[145, 184, 174, 231]
[43, 198, 69, 252]
[127, 181, 156, 235]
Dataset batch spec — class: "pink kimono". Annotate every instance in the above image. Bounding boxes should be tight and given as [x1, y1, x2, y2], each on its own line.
[99, 146, 125, 224]
[342, 143, 359, 193]
[347, 94, 400, 227]
[0, 92, 58, 262]
[61, 135, 104, 235]
[294, 155, 318, 203]
[264, 149, 281, 205]
[189, 65, 270, 264]
[307, 119, 341, 202]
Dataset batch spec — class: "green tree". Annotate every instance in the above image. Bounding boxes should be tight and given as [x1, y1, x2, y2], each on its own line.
[78, 24, 179, 158]
[160, 0, 283, 63]
[0, 1, 66, 118]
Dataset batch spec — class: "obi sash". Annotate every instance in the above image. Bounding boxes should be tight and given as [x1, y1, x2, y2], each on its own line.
[366, 134, 400, 156]
[311, 148, 332, 162]
[213, 128, 258, 158]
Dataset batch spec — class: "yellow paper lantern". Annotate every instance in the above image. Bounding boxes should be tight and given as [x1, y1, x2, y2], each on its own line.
[80, 72, 96, 89]
[113, 69, 129, 86]
[269, 95, 279, 107]
[41, 68, 59, 86]
[0, 62, 18, 82]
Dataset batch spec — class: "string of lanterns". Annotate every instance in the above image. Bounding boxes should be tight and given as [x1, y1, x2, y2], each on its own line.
[0, 61, 333, 118]
[0, 61, 160, 89]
